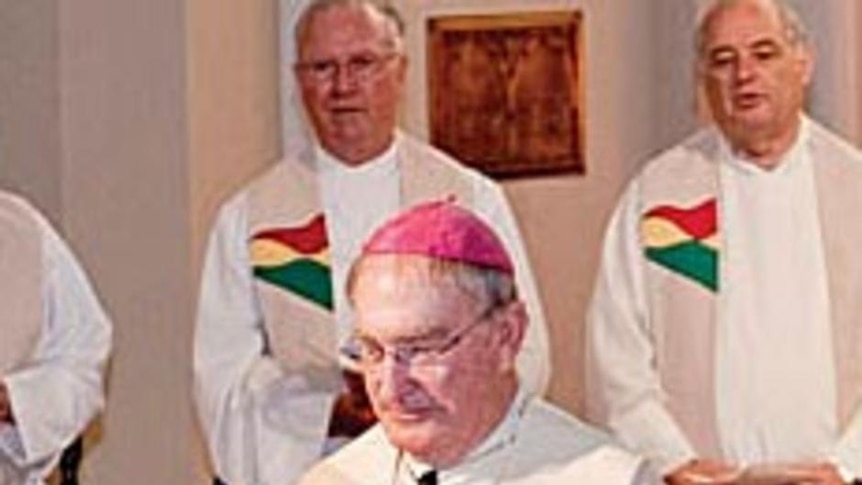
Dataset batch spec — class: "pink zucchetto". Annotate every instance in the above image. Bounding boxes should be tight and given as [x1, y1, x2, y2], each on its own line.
[362, 200, 515, 276]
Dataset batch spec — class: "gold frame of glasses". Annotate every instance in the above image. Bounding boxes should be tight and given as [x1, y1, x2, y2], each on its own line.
[428, 10, 585, 178]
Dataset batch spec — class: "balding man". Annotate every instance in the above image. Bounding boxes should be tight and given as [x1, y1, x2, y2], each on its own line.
[588, 1, 862, 484]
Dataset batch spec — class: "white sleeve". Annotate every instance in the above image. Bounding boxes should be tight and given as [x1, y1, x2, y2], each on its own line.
[0, 211, 111, 475]
[832, 408, 862, 479]
[194, 194, 319, 484]
[585, 183, 695, 474]
[473, 179, 551, 397]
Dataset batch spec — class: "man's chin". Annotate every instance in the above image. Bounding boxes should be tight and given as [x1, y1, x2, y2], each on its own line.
[380, 413, 440, 445]
[720, 114, 777, 145]
[727, 107, 774, 131]
[385, 428, 439, 461]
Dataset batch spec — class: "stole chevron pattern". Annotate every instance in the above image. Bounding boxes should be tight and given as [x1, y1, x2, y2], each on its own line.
[250, 213, 333, 310]
[641, 199, 719, 291]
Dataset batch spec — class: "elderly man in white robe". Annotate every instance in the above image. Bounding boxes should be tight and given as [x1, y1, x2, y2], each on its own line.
[0, 192, 111, 484]
[193, 1, 551, 484]
[587, 1, 862, 484]
[300, 200, 654, 485]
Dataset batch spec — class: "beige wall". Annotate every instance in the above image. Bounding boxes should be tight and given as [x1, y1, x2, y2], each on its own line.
[0, 0, 62, 222]
[187, 0, 282, 288]
[58, 0, 196, 482]
[0, 0, 861, 482]
[1, 0, 199, 482]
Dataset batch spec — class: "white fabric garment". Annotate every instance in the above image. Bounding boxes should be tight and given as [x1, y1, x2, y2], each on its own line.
[716, 122, 837, 464]
[299, 394, 655, 485]
[586, 117, 862, 476]
[587, 174, 697, 472]
[315, 142, 400, 348]
[194, 134, 550, 485]
[0, 196, 111, 485]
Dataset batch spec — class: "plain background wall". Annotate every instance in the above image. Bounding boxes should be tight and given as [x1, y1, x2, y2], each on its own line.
[58, 0, 194, 482]
[0, 0, 861, 481]
[0, 0, 62, 221]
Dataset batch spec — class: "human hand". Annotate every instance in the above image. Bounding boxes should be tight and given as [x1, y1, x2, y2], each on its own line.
[665, 459, 741, 485]
[729, 461, 844, 485]
[775, 462, 843, 485]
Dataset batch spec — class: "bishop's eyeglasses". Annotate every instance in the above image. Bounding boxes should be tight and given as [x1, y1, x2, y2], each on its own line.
[342, 304, 504, 370]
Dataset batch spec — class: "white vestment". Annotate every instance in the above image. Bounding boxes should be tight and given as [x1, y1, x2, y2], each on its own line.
[0, 192, 111, 485]
[587, 117, 862, 476]
[717, 120, 835, 463]
[298, 396, 654, 485]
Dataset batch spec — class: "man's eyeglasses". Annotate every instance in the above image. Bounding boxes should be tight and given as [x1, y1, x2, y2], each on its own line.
[343, 304, 503, 370]
[296, 51, 399, 85]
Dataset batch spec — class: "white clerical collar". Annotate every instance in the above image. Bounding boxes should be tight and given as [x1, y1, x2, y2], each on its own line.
[718, 116, 812, 176]
[313, 136, 400, 177]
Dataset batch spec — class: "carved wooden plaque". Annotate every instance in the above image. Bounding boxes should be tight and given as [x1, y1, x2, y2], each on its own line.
[428, 11, 585, 178]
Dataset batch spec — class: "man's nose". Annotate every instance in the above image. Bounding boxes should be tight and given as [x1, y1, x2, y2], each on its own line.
[734, 55, 757, 84]
[331, 62, 359, 94]
[374, 353, 412, 403]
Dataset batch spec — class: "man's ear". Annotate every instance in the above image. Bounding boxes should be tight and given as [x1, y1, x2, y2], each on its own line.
[798, 43, 815, 88]
[496, 301, 527, 372]
[391, 52, 408, 87]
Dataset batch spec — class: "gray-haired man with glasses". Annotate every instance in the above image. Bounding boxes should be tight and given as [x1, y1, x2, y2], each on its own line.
[193, 1, 550, 484]
[299, 201, 655, 484]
